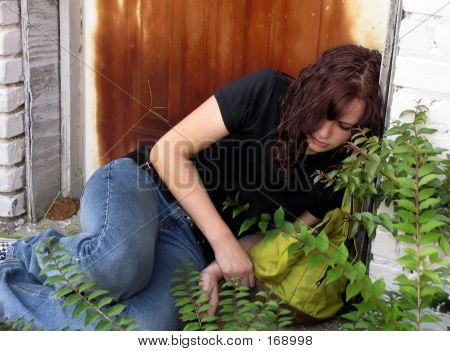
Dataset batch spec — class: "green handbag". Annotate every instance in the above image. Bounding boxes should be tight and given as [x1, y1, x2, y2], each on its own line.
[249, 189, 357, 320]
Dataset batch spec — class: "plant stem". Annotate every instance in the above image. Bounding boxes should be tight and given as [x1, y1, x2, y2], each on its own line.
[185, 270, 202, 330]
[47, 246, 122, 331]
[413, 110, 422, 331]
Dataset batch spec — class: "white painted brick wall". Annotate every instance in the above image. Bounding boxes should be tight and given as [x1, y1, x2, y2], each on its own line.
[0, 164, 24, 191]
[371, 0, 450, 313]
[0, 110, 23, 138]
[0, 0, 25, 222]
[0, 137, 24, 165]
[0, 191, 25, 217]
[0, 85, 24, 112]
[0, 1, 19, 25]
[0, 57, 23, 83]
[0, 28, 21, 55]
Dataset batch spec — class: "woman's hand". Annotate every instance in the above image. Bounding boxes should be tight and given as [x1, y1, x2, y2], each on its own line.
[199, 261, 223, 315]
[212, 235, 255, 288]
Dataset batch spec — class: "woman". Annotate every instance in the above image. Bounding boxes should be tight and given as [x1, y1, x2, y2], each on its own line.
[0, 44, 384, 330]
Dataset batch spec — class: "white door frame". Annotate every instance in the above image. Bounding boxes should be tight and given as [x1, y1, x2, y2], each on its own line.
[59, 0, 84, 198]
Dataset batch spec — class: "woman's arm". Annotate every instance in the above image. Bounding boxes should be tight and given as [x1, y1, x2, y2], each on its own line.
[200, 210, 320, 314]
[150, 96, 255, 287]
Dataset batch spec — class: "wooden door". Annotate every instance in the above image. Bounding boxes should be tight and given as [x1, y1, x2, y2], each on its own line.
[88, 0, 385, 166]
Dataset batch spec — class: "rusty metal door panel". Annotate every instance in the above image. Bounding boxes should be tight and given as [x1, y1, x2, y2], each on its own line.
[84, 0, 388, 173]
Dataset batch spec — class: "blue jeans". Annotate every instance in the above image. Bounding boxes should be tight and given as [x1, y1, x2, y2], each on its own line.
[0, 158, 208, 330]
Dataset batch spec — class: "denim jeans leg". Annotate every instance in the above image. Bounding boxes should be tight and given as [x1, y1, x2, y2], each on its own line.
[0, 157, 208, 330]
[124, 217, 209, 331]
[0, 158, 160, 327]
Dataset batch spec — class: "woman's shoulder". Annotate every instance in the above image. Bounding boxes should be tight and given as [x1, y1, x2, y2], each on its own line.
[248, 68, 291, 85]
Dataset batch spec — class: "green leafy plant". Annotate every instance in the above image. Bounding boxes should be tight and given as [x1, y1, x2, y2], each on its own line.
[223, 104, 449, 331]
[0, 317, 41, 331]
[23, 237, 139, 331]
[171, 263, 293, 331]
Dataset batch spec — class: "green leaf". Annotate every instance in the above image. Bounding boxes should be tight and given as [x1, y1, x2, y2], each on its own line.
[421, 286, 445, 297]
[397, 235, 416, 244]
[326, 267, 344, 285]
[62, 293, 82, 307]
[439, 236, 449, 253]
[419, 209, 437, 224]
[345, 282, 362, 301]
[397, 187, 416, 198]
[105, 304, 126, 317]
[84, 311, 100, 326]
[420, 314, 442, 323]
[316, 232, 329, 252]
[396, 177, 416, 190]
[125, 323, 139, 331]
[88, 290, 109, 301]
[397, 255, 417, 271]
[260, 213, 271, 221]
[365, 154, 381, 180]
[396, 209, 416, 223]
[60, 263, 80, 274]
[307, 253, 324, 267]
[39, 264, 57, 276]
[423, 271, 441, 283]
[399, 109, 416, 118]
[418, 164, 436, 178]
[22, 320, 34, 331]
[44, 275, 65, 286]
[399, 285, 417, 297]
[418, 188, 435, 201]
[175, 297, 191, 307]
[78, 281, 97, 293]
[378, 213, 394, 233]
[263, 229, 280, 245]
[184, 322, 201, 331]
[419, 247, 439, 258]
[372, 279, 385, 298]
[395, 222, 416, 235]
[287, 241, 303, 256]
[72, 301, 90, 319]
[396, 199, 416, 212]
[203, 323, 219, 331]
[362, 216, 376, 236]
[201, 314, 218, 323]
[258, 221, 269, 232]
[281, 221, 296, 236]
[95, 320, 112, 331]
[420, 232, 441, 245]
[335, 243, 349, 264]
[419, 198, 441, 210]
[97, 296, 113, 308]
[274, 207, 285, 227]
[420, 220, 445, 233]
[54, 286, 73, 298]
[232, 207, 245, 219]
[68, 273, 87, 284]
[417, 127, 437, 135]
[238, 217, 257, 236]
[118, 316, 136, 326]
[418, 174, 440, 187]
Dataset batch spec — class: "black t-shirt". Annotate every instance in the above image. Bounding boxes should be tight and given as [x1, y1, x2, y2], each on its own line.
[190, 68, 344, 237]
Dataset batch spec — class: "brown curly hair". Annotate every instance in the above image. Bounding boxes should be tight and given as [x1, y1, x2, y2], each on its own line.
[273, 44, 384, 173]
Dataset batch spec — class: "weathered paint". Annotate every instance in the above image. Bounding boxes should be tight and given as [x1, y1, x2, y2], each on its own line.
[22, 0, 61, 221]
[83, 0, 390, 177]
[83, 0, 100, 180]
[345, 0, 390, 51]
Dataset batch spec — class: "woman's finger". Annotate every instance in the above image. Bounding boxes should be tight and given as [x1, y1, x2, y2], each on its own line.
[248, 273, 255, 288]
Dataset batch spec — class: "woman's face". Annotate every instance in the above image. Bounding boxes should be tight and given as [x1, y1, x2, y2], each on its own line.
[305, 99, 364, 155]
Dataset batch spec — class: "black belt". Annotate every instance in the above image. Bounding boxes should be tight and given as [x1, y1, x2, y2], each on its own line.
[123, 145, 215, 263]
